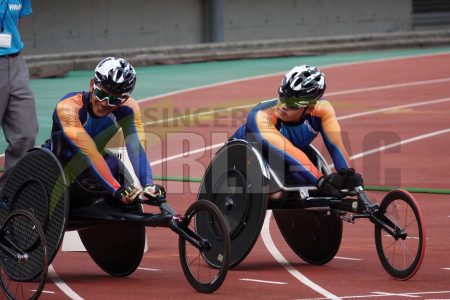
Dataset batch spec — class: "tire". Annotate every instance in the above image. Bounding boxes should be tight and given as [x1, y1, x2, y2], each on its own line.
[179, 200, 230, 293]
[197, 140, 268, 268]
[0, 210, 48, 300]
[374, 190, 426, 280]
[273, 209, 342, 265]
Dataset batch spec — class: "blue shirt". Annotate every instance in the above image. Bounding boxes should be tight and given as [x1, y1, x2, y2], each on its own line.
[0, 0, 32, 55]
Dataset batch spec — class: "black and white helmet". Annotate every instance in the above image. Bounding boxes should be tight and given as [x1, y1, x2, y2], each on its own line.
[278, 65, 326, 107]
[94, 57, 136, 96]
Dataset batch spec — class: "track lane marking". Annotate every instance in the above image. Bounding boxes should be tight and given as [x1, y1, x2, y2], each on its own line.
[372, 291, 420, 297]
[262, 211, 342, 300]
[350, 128, 450, 161]
[292, 290, 450, 300]
[334, 256, 362, 261]
[137, 267, 160, 271]
[48, 265, 84, 300]
[240, 278, 288, 285]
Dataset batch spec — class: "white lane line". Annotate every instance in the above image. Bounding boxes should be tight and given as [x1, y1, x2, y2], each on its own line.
[151, 142, 222, 166]
[337, 97, 450, 121]
[293, 290, 450, 300]
[48, 264, 84, 300]
[262, 211, 342, 300]
[442, 268, 450, 271]
[138, 267, 160, 271]
[372, 291, 420, 298]
[350, 128, 450, 161]
[329, 77, 450, 97]
[334, 256, 362, 261]
[240, 278, 288, 285]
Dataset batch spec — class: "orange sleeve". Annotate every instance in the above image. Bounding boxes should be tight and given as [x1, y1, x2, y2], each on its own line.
[56, 95, 121, 191]
[311, 100, 351, 169]
[255, 107, 322, 179]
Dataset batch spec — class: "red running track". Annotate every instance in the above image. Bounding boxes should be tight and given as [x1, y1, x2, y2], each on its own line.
[35, 51, 450, 300]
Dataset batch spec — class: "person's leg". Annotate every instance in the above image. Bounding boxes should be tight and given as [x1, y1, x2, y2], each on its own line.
[0, 58, 11, 190]
[0, 56, 38, 188]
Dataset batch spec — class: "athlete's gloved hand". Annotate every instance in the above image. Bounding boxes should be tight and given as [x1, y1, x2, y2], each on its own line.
[316, 172, 345, 197]
[341, 168, 364, 189]
[143, 184, 166, 200]
[113, 184, 142, 204]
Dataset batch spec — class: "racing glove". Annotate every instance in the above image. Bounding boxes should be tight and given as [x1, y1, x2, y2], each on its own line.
[316, 172, 345, 197]
[341, 168, 364, 189]
[113, 184, 142, 204]
[143, 184, 166, 200]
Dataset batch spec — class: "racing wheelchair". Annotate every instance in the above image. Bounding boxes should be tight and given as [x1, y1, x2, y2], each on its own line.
[197, 139, 426, 280]
[0, 147, 231, 299]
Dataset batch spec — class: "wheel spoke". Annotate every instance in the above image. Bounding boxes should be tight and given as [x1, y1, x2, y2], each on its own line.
[375, 190, 425, 280]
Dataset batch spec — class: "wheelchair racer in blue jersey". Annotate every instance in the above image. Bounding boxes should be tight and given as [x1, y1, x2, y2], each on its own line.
[44, 57, 164, 204]
[231, 65, 363, 196]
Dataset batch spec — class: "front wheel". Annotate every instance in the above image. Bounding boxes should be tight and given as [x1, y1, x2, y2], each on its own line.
[0, 209, 48, 300]
[179, 200, 230, 293]
[374, 190, 425, 280]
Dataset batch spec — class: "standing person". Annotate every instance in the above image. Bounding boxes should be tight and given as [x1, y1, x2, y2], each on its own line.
[44, 57, 164, 204]
[0, 0, 38, 191]
[230, 65, 363, 196]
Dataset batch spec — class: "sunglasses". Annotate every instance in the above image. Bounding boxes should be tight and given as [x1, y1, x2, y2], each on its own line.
[277, 97, 314, 110]
[93, 83, 129, 107]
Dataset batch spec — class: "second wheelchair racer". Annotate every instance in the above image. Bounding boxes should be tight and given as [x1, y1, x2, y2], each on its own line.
[230, 65, 363, 196]
[43, 57, 164, 204]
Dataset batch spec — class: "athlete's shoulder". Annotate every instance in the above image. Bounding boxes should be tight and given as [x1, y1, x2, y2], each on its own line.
[114, 97, 141, 120]
[311, 99, 336, 118]
[55, 93, 85, 125]
[118, 97, 140, 111]
[56, 93, 84, 112]
[253, 98, 277, 111]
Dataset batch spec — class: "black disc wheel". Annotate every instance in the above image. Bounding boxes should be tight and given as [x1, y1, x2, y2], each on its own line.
[0, 210, 48, 300]
[179, 200, 230, 293]
[273, 209, 342, 265]
[375, 190, 426, 280]
[198, 140, 268, 268]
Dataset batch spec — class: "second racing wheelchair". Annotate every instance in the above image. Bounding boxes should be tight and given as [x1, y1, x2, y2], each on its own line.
[197, 139, 426, 280]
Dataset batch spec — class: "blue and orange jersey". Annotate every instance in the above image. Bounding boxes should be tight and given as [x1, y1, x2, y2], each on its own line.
[232, 99, 350, 184]
[48, 91, 152, 193]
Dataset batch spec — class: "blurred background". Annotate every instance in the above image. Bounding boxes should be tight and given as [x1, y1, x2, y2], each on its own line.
[20, 0, 450, 77]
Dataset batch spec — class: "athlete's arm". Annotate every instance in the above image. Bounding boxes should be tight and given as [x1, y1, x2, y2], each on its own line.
[313, 100, 351, 171]
[55, 96, 121, 193]
[117, 99, 153, 187]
